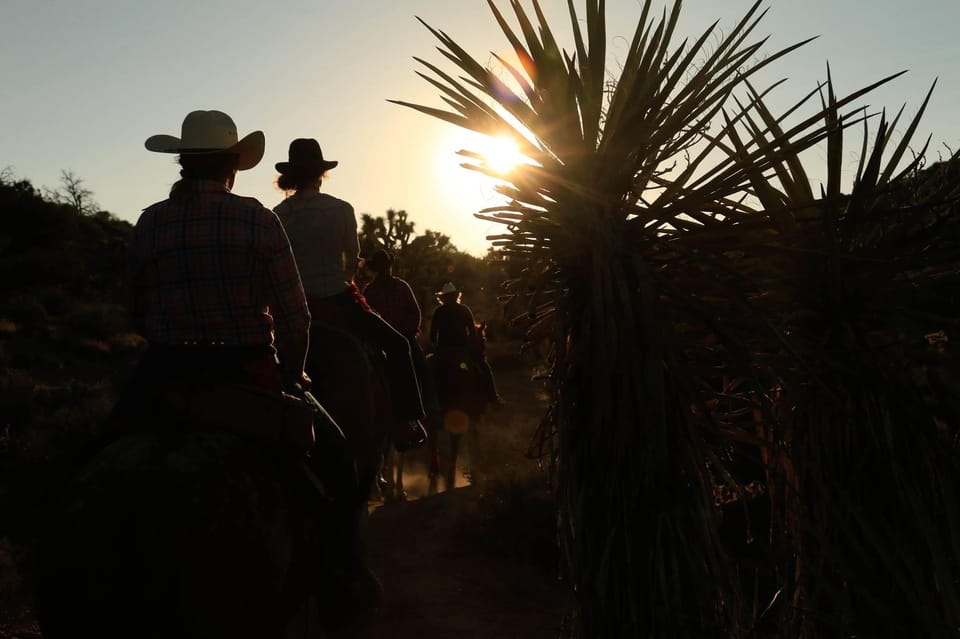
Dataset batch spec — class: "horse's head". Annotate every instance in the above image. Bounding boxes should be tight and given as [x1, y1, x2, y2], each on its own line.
[471, 321, 487, 355]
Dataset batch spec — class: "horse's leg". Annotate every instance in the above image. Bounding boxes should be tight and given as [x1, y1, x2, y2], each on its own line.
[446, 433, 461, 491]
[465, 414, 483, 485]
[378, 448, 393, 504]
[427, 418, 441, 492]
[395, 450, 407, 501]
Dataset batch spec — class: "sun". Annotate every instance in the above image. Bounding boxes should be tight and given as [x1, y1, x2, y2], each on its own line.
[482, 135, 524, 174]
[433, 128, 524, 220]
[441, 128, 526, 177]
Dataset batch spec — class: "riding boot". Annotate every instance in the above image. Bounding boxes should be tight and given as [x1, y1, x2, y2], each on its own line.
[391, 419, 428, 452]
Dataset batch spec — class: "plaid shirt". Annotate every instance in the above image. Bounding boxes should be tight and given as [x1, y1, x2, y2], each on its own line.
[129, 180, 310, 348]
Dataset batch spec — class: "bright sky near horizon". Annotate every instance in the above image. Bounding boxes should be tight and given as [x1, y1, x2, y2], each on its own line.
[2, 0, 958, 256]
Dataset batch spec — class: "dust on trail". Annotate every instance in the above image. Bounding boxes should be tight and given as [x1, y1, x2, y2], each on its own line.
[360, 346, 568, 639]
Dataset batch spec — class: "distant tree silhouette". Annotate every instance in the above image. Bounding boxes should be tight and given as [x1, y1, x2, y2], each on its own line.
[358, 208, 416, 257]
[42, 170, 99, 216]
[357, 210, 504, 334]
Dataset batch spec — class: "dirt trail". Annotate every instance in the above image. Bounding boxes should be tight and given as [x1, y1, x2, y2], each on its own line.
[359, 346, 568, 638]
[362, 485, 567, 639]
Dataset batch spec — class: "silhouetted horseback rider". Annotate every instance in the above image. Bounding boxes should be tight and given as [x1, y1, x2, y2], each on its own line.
[362, 249, 441, 419]
[272, 138, 428, 451]
[115, 110, 376, 629]
[132, 110, 310, 401]
[430, 282, 504, 407]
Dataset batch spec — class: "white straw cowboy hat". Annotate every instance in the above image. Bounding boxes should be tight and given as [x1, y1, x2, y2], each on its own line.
[144, 110, 265, 171]
[436, 282, 459, 296]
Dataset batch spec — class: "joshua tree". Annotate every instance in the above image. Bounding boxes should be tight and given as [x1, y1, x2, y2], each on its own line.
[394, 1, 960, 637]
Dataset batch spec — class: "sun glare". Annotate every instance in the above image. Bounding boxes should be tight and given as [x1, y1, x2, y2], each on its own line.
[483, 136, 523, 174]
[434, 128, 519, 215]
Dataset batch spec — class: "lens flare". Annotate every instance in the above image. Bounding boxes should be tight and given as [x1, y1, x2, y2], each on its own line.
[443, 409, 471, 434]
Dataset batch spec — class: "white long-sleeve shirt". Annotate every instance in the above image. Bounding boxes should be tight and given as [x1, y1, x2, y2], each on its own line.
[273, 189, 360, 299]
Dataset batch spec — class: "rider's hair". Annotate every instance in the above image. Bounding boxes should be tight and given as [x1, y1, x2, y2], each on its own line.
[170, 152, 239, 200]
[277, 172, 325, 192]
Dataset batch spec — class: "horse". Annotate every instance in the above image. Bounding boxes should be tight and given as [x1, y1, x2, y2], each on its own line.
[426, 322, 492, 491]
[305, 321, 395, 510]
[34, 385, 352, 639]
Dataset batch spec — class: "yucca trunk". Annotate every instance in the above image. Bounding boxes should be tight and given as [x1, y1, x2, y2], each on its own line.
[551, 242, 733, 636]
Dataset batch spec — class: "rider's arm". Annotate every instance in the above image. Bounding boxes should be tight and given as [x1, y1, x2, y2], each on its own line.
[263, 212, 311, 389]
[342, 204, 360, 284]
[397, 279, 422, 337]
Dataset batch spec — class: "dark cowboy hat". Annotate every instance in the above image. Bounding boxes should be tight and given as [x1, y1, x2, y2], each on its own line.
[364, 249, 394, 271]
[275, 138, 339, 177]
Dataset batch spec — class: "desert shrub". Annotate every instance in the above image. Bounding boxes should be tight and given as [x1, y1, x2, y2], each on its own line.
[0, 250, 85, 293]
[0, 318, 16, 337]
[25, 380, 115, 459]
[62, 303, 129, 341]
[0, 537, 23, 601]
[0, 369, 35, 455]
[0, 296, 48, 333]
[107, 332, 147, 355]
[2, 336, 58, 370]
[0, 367, 33, 398]
[36, 287, 75, 317]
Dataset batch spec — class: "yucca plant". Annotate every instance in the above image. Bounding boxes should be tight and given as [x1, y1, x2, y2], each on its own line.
[720, 79, 960, 636]
[392, 1, 960, 636]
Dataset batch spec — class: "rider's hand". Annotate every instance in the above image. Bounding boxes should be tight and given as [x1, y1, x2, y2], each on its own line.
[282, 368, 311, 394]
[299, 371, 312, 392]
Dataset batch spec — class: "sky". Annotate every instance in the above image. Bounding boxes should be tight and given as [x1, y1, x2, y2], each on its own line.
[2, 0, 959, 256]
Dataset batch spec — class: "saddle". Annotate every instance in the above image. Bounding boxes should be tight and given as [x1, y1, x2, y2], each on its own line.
[156, 383, 356, 502]
[159, 383, 321, 459]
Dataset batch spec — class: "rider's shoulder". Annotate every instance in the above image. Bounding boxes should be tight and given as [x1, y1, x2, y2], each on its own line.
[317, 192, 354, 213]
[233, 193, 268, 209]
